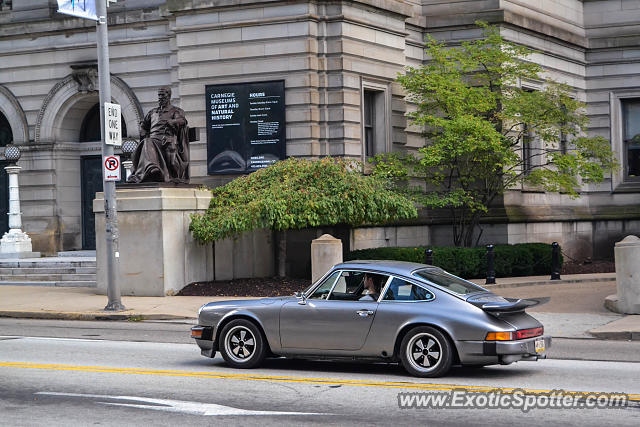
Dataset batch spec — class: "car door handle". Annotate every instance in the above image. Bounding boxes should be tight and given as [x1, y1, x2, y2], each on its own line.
[356, 309, 374, 317]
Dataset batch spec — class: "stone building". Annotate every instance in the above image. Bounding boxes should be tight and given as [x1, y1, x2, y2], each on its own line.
[0, 0, 638, 275]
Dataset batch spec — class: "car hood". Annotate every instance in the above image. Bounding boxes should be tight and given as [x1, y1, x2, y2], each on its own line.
[202, 296, 294, 310]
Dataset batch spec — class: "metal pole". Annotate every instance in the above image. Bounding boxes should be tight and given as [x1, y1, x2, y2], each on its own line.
[550, 242, 561, 280]
[424, 249, 433, 266]
[96, 0, 124, 311]
[485, 244, 496, 285]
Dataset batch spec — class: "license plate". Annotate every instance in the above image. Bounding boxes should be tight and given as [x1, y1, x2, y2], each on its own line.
[535, 338, 545, 353]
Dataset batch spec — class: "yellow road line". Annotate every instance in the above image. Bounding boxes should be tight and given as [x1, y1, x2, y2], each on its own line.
[1, 361, 638, 400]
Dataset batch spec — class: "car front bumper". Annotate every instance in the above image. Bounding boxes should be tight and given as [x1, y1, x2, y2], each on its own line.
[191, 325, 216, 358]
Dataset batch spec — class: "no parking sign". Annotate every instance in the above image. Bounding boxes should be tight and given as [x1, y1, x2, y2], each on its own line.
[104, 155, 121, 181]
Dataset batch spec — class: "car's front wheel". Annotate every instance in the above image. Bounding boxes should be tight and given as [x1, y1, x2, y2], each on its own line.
[400, 326, 453, 377]
[219, 319, 266, 369]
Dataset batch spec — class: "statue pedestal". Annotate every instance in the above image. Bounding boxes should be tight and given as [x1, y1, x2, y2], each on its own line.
[94, 186, 213, 296]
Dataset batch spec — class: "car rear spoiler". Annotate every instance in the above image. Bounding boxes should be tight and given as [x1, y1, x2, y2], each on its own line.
[468, 296, 550, 313]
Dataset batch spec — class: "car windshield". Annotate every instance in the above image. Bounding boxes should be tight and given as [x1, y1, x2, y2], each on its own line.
[413, 268, 485, 295]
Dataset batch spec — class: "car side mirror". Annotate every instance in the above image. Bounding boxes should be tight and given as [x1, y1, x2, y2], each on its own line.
[294, 291, 307, 305]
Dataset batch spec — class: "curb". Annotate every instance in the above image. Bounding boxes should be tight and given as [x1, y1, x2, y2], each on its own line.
[0, 310, 194, 322]
[589, 330, 640, 341]
[479, 276, 615, 290]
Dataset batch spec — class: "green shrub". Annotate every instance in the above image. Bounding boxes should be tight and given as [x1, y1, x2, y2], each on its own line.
[345, 243, 562, 278]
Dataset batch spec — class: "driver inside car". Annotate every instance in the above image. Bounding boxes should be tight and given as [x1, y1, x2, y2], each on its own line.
[359, 274, 384, 301]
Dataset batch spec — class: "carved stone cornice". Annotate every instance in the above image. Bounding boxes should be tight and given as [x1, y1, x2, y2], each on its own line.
[70, 63, 99, 93]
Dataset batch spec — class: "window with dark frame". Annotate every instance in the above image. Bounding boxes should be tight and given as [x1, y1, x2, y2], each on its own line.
[622, 98, 640, 180]
[363, 90, 375, 157]
[559, 104, 568, 155]
[521, 88, 536, 175]
[0, 112, 12, 147]
[559, 130, 567, 155]
[522, 123, 533, 174]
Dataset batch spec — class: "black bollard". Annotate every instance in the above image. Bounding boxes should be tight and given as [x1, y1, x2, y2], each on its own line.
[551, 242, 561, 280]
[486, 244, 496, 285]
[424, 249, 434, 266]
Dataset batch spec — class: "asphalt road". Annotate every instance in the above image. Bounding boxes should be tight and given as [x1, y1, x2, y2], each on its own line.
[3, 318, 640, 361]
[1, 319, 639, 426]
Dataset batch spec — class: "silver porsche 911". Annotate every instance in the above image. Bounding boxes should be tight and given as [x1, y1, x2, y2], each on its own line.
[191, 260, 551, 377]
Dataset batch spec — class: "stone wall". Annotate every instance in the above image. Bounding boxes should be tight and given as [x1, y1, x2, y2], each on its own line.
[584, 0, 640, 191]
[0, 0, 638, 262]
[0, 2, 170, 252]
[168, 0, 413, 188]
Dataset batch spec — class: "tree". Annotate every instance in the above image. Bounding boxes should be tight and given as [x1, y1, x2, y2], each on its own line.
[372, 22, 616, 247]
[189, 157, 417, 277]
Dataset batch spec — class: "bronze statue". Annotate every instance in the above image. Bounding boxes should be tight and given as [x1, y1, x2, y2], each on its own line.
[127, 87, 189, 183]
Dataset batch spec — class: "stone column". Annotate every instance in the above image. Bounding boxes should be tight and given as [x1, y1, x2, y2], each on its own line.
[311, 234, 343, 283]
[0, 165, 40, 258]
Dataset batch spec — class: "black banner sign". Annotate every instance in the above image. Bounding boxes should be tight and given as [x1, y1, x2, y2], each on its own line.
[206, 81, 286, 174]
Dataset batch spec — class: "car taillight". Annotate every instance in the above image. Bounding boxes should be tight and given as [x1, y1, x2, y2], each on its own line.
[486, 327, 543, 341]
[485, 332, 513, 341]
[514, 327, 543, 340]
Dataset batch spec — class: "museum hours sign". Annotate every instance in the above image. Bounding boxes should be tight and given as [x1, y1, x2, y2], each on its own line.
[206, 81, 286, 174]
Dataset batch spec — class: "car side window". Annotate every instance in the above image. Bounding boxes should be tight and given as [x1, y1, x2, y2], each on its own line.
[383, 277, 434, 302]
[328, 271, 389, 302]
[327, 271, 363, 300]
[308, 270, 340, 299]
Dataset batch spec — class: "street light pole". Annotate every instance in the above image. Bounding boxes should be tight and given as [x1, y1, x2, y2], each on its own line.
[96, 0, 124, 311]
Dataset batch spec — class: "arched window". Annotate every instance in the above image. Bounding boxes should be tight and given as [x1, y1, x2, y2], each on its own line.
[1, 111, 12, 234]
[79, 103, 127, 142]
[0, 111, 12, 147]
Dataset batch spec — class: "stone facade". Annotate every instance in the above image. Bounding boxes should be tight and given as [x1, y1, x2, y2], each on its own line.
[0, 1, 638, 273]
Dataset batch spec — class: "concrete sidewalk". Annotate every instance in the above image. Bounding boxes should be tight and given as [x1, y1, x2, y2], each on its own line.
[0, 285, 245, 321]
[0, 272, 637, 340]
[468, 272, 616, 288]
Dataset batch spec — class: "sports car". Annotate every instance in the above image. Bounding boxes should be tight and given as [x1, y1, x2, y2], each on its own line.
[191, 260, 551, 377]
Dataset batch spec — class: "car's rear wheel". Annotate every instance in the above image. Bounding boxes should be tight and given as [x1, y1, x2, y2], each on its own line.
[400, 326, 452, 377]
[219, 319, 266, 369]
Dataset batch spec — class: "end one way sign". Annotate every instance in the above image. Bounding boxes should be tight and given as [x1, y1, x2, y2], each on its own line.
[105, 102, 122, 146]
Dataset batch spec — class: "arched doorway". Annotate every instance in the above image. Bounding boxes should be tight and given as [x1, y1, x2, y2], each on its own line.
[79, 103, 127, 250]
[34, 73, 142, 253]
[0, 112, 13, 235]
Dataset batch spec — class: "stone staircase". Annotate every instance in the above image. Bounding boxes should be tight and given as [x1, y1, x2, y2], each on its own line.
[0, 256, 97, 288]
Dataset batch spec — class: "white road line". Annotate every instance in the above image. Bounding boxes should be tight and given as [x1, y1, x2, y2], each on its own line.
[0, 336, 105, 342]
[35, 392, 329, 416]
